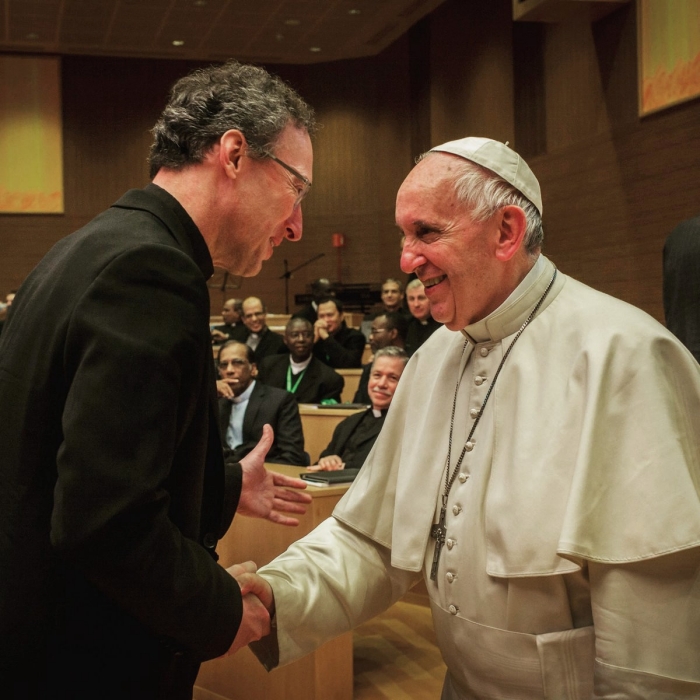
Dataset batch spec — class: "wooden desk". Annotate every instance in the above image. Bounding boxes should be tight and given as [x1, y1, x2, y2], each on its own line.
[336, 368, 363, 404]
[299, 404, 366, 464]
[194, 465, 352, 700]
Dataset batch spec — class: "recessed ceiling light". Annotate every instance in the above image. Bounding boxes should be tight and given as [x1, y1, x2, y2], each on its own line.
[193, 0, 207, 5]
[276, 33, 284, 41]
[284, 19, 301, 26]
[348, 9, 361, 15]
[309, 47, 321, 52]
[26, 32, 39, 40]
[172, 40, 185, 46]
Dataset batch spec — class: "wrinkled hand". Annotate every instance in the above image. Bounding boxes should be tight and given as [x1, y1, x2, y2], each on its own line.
[308, 455, 345, 471]
[216, 379, 234, 399]
[211, 329, 228, 342]
[238, 424, 312, 526]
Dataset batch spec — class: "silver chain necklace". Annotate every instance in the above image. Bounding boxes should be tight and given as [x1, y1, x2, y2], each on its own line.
[430, 268, 558, 580]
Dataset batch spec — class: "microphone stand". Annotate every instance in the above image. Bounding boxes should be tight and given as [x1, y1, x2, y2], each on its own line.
[278, 253, 325, 314]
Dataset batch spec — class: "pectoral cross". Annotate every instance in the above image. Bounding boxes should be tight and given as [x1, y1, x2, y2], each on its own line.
[430, 501, 447, 581]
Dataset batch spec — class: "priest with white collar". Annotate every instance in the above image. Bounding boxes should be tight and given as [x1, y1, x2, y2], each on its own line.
[237, 137, 700, 699]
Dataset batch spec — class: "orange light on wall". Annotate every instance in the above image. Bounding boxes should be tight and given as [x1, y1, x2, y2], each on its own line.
[332, 233, 345, 283]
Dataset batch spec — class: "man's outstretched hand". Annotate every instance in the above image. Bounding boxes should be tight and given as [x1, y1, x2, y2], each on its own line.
[238, 424, 312, 526]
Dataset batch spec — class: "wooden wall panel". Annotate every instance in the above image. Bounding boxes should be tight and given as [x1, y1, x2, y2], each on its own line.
[429, 0, 515, 146]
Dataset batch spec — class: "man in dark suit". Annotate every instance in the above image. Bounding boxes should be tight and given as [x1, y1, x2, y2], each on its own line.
[313, 297, 366, 368]
[0, 60, 314, 700]
[405, 278, 442, 356]
[240, 296, 287, 364]
[353, 311, 408, 404]
[309, 347, 408, 471]
[663, 215, 700, 363]
[218, 341, 305, 465]
[258, 317, 344, 404]
[211, 297, 245, 343]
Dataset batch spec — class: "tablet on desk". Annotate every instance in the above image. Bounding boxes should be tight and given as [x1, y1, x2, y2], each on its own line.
[300, 468, 361, 486]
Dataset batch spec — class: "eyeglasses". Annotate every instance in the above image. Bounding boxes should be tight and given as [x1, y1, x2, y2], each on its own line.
[218, 359, 249, 369]
[262, 150, 311, 208]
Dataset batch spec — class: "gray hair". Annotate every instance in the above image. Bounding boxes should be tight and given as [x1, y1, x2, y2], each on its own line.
[418, 152, 544, 255]
[406, 278, 424, 292]
[149, 61, 316, 177]
[372, 346, 409, 368]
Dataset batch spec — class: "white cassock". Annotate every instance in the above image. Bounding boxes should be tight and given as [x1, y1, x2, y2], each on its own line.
[253, 255, 700, 699]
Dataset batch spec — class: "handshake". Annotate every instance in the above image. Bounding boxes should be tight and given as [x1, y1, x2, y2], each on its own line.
[225, 561, 275, 656]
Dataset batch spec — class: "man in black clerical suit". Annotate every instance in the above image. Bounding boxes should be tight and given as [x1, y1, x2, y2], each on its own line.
[664, 215, 700, 363]
[405, 278, 442, 356]
[211, 297, 245, 343]
[0, 61, 314, 700]
[312, 297, 366, 368]
[309, 347, 408, 472]
[240, 296, 287, 364]
[258, 317, 344, 404]
[217, 342, 305, 466]
[353, 311, 407, 404]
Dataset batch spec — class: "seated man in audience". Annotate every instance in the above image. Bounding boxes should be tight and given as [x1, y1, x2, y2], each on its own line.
[218, 341, 305, 466]
[241, 296, 287, 364]
[405, 278, 441, 356]
[0, 290, 16, 337]
[313, 297, 366, 368]
[257, 317, 344, 404]
[309, 347, 408, 471]
[354, 311, 408, 404]
[296, 278, 334, 324]
[211, 297, 245, 343]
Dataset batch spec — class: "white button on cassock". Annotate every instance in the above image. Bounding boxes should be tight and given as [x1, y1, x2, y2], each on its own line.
[446, 539, 455, 550]
[480, 347, 489, 357]
[446, 572, 455, 583]
[448, 604, 459, 615]
[452, 505, 461, 516]
[465, 441, 474, 451]
[459, 473, 468, 483]
[470, 408, 479, 418]
[474, 376, 485, 386]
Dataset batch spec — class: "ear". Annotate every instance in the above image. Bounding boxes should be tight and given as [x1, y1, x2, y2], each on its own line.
[388, 328, 398, 342]
[493, 205, 528, 262]
[251, 363, 258, 377]
[218, 129, 247, 180]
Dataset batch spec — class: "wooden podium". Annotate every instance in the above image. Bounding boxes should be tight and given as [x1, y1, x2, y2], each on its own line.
[194, 465, 353, 700]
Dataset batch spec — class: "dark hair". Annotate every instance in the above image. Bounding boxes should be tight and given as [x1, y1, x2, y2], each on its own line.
[149, 60, 316, 178]
[218, 340, 254, 364]
[377, 311, 409, 342]
[317, 296, 343, 313]
[286, 316, 312, 332]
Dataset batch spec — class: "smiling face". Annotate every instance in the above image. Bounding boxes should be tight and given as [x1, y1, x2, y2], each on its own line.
[285, 318, 314, 362]
[215, 124, 313, 277]
[406, 282, 431, 322]
[397, 154, 508, 331]
[367, 356, 406, 411]
[242, 297, 266, 333]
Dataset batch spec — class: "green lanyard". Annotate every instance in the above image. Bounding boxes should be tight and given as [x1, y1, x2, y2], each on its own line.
[286, 364, 306, 394]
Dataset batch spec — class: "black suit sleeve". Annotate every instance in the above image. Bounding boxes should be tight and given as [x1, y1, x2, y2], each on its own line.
[320, 370, 344, 403]
[314, 331, 365, 368]
[54, 245, 240, 660]
[267, 391, 306, 466]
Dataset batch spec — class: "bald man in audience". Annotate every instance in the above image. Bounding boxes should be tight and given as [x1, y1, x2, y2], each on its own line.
[218, 341, 305, 466]
[313, 297, 366, 368]
[257, 317, 344, 404]
[405, 278, 441, 355]
[240, 296, 287, 364]
[211, 298, 245, 343]
[309, 347, 407, 471]
[353, 311, 407, 404]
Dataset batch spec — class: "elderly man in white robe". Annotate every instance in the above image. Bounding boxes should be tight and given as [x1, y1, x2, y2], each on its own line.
[236, 137, 700, 699]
